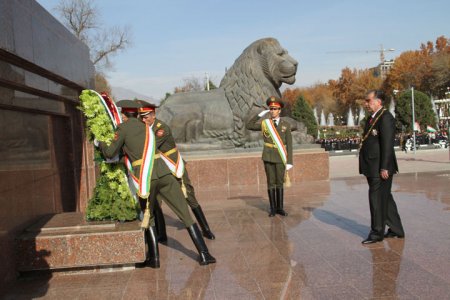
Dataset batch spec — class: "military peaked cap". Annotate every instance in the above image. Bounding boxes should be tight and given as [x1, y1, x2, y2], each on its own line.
[135, 100, 159, 115]
[116, 99, 140, 113]
[266, 96, 284, 108]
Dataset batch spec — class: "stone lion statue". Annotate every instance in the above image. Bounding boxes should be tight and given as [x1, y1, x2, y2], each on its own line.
[157, 37, 312, 150]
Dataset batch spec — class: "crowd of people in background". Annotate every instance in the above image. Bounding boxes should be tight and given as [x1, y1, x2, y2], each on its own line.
[317, 137, 361, 151]
[399, 131, 448, 152]
[317, 131, 449, 152]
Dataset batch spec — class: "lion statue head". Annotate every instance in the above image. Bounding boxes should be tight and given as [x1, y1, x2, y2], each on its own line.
[220, 38, 298, 145]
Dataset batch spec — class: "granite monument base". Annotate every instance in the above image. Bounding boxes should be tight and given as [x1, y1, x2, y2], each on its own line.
[14, 149, 327, 274]
[16, 212, 145, 272]
[183, 148, 329, 201]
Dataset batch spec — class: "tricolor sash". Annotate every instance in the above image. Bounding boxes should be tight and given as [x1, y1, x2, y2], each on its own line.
[92, 90, 123, 128]
[124, 157, 139, 190]
[137, 126, 156, 198]
[262, 119, 287, 165]
[160, 149, 185, 178]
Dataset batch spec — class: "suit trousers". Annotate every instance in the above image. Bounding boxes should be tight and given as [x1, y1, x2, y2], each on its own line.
[366, 175, 404, 238]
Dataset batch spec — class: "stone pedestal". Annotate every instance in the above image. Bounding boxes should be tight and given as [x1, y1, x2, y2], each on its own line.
[16, 213, 145, 272]
[14, 149, 328, 273]
[183, 148, 329, 200]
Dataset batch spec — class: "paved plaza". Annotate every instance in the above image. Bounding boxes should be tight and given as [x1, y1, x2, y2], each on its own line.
[2, 149, 450, 299]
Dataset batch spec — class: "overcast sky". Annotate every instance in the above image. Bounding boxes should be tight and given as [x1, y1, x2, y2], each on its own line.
[36, 0, 449, 100]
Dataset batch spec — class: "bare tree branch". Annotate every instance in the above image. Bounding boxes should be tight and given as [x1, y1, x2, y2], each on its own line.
[174, 76, 204, 93]
[92, 26, 132, 69]
[54, 0, 132, 71]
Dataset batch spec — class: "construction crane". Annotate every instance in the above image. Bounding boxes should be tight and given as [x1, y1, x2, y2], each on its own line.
[326, 44, 395, 64]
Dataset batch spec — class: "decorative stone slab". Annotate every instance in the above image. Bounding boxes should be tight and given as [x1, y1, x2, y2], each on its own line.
[16, 213, 145, 271]
[183, 149, 329, 194]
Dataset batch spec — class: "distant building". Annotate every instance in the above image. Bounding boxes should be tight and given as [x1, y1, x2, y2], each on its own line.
[433, 98, 450, 131]
[379, 59, 395, 78]
[370, 59, 395, 78]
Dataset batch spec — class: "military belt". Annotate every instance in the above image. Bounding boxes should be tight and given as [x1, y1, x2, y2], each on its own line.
[264, 142, 277, 148]
[163, 147, 177, 156]
[132, 154, 161, 167]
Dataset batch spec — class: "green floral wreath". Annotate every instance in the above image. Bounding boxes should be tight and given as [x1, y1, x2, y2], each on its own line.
[78, 90, 138, 221]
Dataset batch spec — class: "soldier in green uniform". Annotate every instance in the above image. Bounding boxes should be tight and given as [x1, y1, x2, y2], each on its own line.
[247, 96, 293, 217]
[98, 100, 216, 268]
[136, 100, 215, 240]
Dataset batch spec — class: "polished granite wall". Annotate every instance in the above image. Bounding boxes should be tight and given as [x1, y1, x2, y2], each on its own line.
[184, 150, 329, 201]
[0, 0, 95, 292]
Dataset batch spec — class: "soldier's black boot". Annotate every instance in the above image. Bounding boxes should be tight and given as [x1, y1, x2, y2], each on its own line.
[154, 202, 167, 243]
[187, 223, 216, 265]
[268, 188, 276, 217]
[276, 187, 288, 216]
[146, 226, 160, 268]
[192, 205, 215, 240]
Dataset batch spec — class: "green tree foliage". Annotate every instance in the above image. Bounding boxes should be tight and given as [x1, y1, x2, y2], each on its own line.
[283, 84, 336, 114]
[395, 89, 436, 132]
[291, 95, 318, 137]
[158, 92, 172, 106]
[206, 79, 218, 90]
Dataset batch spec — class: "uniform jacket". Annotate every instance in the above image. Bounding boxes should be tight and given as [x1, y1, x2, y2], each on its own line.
[247, 114, 293, 164]
[359, 108, 399, 177]
[152, 118, 179, 163]
[99, 118, 171, 180]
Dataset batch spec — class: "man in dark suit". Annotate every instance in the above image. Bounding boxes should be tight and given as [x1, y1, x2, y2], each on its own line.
[359, 90, 405, 244]
[247, 96, 293, 217]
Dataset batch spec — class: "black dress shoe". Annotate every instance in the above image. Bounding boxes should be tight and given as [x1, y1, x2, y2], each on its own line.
[276, 209, 288, 216]
[384, 231, 404, 239]
[361, 237, 383, 244]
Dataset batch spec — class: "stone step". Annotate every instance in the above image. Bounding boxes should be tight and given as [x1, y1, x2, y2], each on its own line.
[16, 212, 146, 272]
